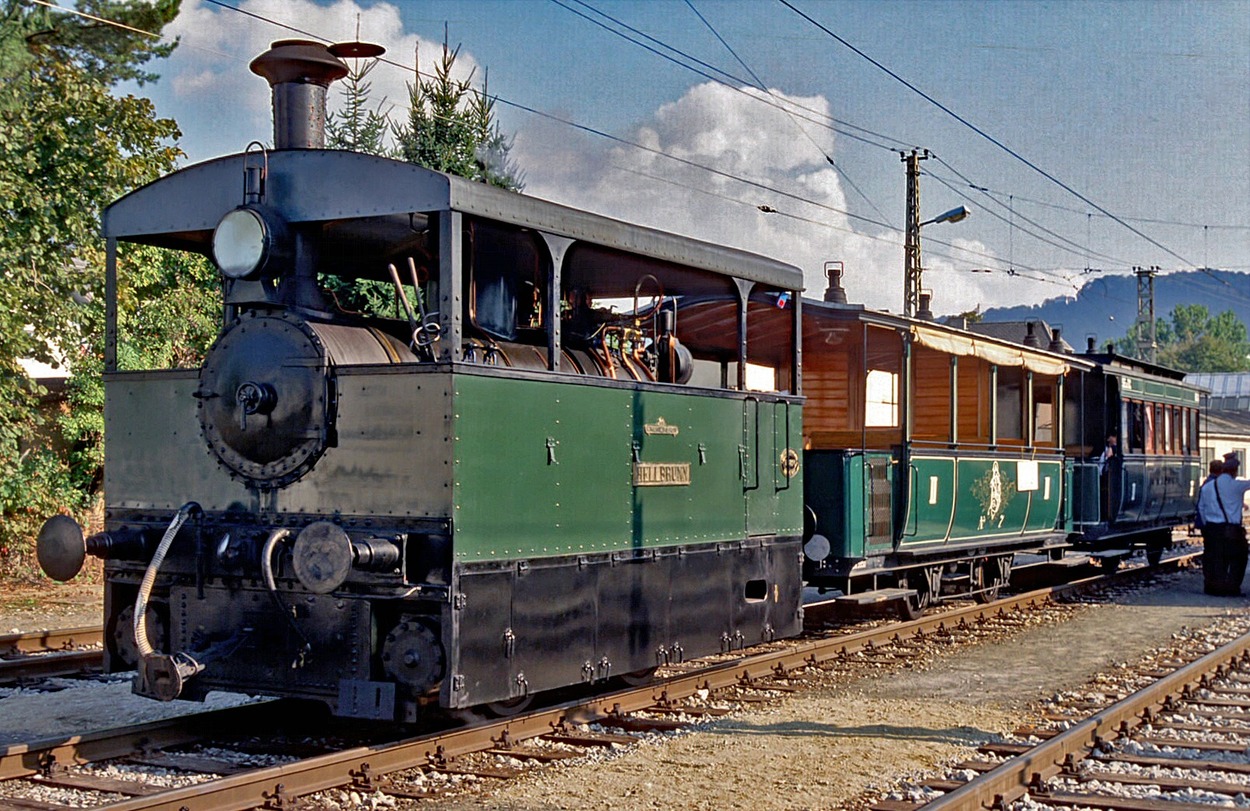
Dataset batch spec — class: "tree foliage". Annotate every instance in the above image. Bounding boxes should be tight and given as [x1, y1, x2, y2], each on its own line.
[392, 39, 524, 191]
[0, 0, 183, 576]
[326, 57, 391, 156]
[1116, 304, 1250, 372]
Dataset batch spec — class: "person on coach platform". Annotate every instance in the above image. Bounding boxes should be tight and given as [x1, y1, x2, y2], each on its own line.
[1197, 452, 1250, 596]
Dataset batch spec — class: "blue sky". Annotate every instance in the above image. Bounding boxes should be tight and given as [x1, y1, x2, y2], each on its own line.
[118, 0, 1250, 317]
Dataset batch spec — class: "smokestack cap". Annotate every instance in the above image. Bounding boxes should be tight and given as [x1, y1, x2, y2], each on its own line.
[250, 40, 349, 87]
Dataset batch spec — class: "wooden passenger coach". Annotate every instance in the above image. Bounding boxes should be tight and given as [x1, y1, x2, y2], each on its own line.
[801, 303, 1095, 616]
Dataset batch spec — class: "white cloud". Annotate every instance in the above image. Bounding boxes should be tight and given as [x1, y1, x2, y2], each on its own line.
[162, 0, 480, 159]
[510, 81, 1049, 315]
[517, 81, 919, 311]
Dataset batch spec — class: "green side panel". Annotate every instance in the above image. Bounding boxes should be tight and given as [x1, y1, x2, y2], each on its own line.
[946, 457, 1032, 542]
[1071, 461, 1101, 527]
[1062, 459, 1075, 532]
[452, 374, 632, 561]
[900, 457, 956, 544]
[452, 375, 799, 562]
[899, 455, 1064, 549]
[805, 450, 856, 558]
[1022, 461, 1064, 532]
[805, 450, 888, 559]
[631, 390, 749, 546]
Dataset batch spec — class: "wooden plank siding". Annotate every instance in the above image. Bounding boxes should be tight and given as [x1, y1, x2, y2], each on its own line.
[957, 355, 990, 445]
[912, 346, 951, 442]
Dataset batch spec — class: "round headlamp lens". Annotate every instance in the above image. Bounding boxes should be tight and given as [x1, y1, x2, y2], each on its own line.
[213, 208, 268, 279]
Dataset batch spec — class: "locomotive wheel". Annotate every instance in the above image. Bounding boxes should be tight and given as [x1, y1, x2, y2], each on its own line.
[618, 666, 659, 687]
[1146, 548, 1163, 567]
[484, 694, 535, 718]
[110, 603, 167, 668]
[896, 565, 939, 621]
[972, 555, 1011, 603]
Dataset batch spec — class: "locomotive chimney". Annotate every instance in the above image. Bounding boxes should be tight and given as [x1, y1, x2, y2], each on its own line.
[823, 260, 848, 304]
[1023, 321, 1040, 348]
[250, 40, 351, 149]
[916, 292, 934, 321]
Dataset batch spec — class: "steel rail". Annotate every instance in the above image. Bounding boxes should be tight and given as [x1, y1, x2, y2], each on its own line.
[0, 626, 103, 657]
[0, 703, 287, 781]
[78, 552, 1199, 811]
[922, 628, 1250, 811]
[0, 649, 103, 684]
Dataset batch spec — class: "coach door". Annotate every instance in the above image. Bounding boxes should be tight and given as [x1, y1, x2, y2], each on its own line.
[745, 397, 801, 536]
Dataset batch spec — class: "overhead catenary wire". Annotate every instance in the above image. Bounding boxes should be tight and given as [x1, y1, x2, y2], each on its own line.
[552, 0, 907, 154]
[776, 0, 1214, 276]
[43, 0, 1240, 297]
[680, 0, 896, 228]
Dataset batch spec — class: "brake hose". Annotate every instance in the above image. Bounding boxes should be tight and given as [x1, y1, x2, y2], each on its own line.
[134, 502, 199, 658]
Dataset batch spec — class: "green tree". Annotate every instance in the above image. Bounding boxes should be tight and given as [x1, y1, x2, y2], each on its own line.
[0, 0, 183, 576]
[392, 38, 524, 191]
[1117, 304, 1250, 372]
[326, 57, 391, 156]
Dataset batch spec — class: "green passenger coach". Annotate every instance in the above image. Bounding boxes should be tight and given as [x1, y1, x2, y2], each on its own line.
[800, 298, 1095, 617]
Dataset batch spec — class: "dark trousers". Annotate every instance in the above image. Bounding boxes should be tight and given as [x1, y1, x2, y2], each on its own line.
[1202, 523, 1247, 595]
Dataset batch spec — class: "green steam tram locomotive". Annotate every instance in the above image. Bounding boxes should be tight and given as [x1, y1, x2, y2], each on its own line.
[37, 41, 804, 721]
[35, 40, 1202, 721]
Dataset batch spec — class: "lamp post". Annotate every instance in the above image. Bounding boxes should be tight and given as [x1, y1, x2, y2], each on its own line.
[902, 147, 970, 317]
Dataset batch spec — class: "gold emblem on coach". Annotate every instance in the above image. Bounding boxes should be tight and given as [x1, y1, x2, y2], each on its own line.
[643, 417, 680, 436]
[780, 448, 801, 478]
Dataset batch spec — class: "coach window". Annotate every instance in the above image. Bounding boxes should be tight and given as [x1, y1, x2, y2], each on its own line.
[995, 366, 1025, 441]
[1143, 402, 1156, 454]
[1126, 400, 1145, 454]
[1034, 379, 1056, 446]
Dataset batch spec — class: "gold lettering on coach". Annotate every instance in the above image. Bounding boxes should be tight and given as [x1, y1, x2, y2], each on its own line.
[633, 462, 692, 487]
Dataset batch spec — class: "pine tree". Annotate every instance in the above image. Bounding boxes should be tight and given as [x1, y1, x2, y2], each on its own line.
[326, 57, 391, 156]
[393, 36, 523, 191]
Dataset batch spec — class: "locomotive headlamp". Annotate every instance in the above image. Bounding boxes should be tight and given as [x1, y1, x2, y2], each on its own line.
[212, 207, 287, 279]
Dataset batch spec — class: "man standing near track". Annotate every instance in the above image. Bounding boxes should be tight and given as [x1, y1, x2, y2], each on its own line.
[1197, 453, 1250, 596]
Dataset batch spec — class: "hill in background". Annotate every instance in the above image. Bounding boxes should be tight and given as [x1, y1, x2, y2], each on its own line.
[978, 270, 1250, 349]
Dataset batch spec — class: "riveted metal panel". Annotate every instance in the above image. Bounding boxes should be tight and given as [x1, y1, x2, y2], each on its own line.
[511, 557, 597, 691]
[445, 563, 513, 708]
[169, 584, 370, 704]
[451, 373, 784, 562]
[103, 368, 454, 518]
[596, 552, 670, 675]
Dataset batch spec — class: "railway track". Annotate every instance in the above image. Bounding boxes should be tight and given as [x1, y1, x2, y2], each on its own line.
[0, 551, 1202, 810]
[0, 627, 103, 685]
[874, 620, 1250, 811]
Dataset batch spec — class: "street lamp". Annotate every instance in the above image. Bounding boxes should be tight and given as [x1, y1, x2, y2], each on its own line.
[902, 149, 971, 317]
[921, 205, 969, 227]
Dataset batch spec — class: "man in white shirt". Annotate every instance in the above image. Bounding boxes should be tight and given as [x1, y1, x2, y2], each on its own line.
[1196, 452, 1250, 596]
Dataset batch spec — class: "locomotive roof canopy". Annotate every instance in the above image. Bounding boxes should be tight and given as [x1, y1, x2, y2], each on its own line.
[102, 149, 804, 292]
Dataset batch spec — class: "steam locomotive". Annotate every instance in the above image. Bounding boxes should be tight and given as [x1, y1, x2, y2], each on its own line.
[35, 40, 1201, 722]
